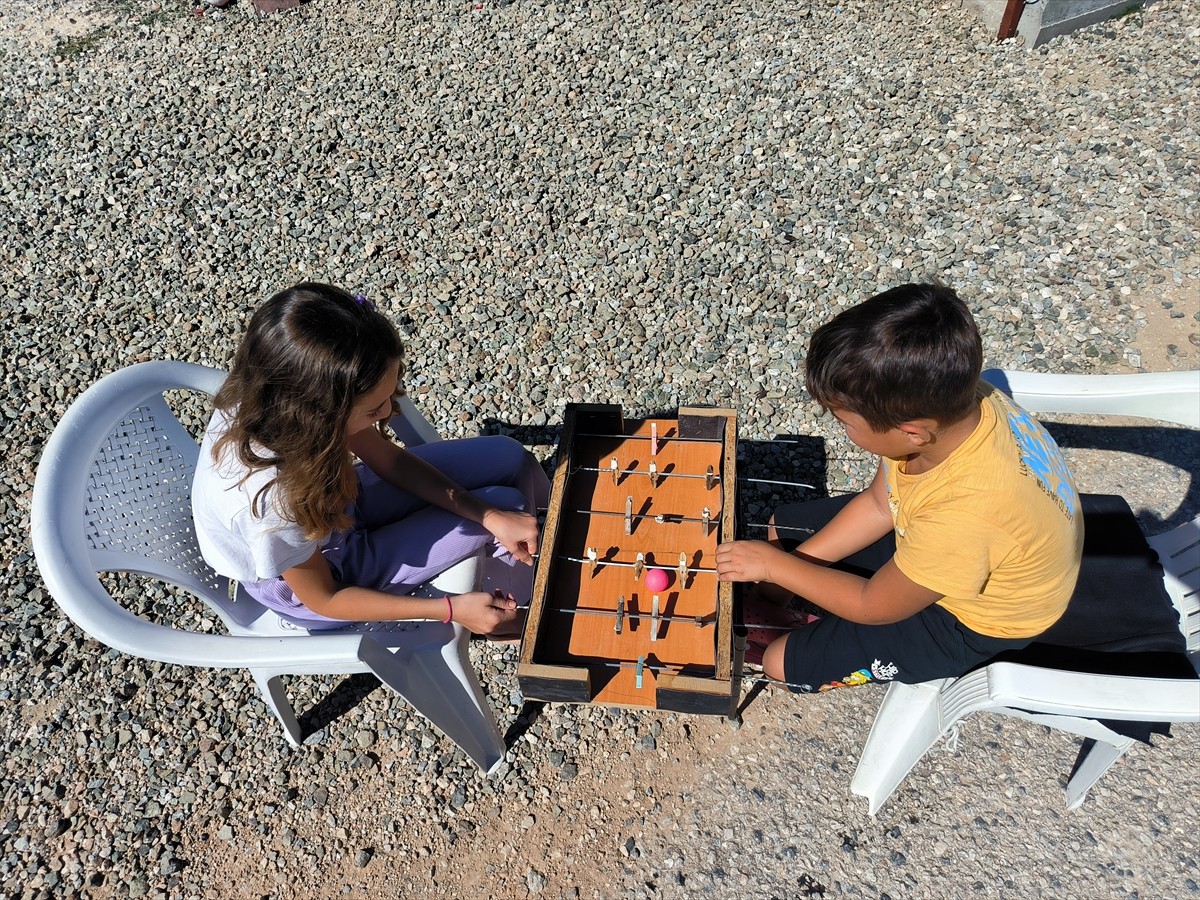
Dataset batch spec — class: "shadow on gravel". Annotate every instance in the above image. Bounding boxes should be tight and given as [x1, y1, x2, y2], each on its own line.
[297, 673, 381, 741]
[1044, 421, 1199, 532]
[735, 435, 831, 538]
[480, 420, 562, 453]
[296, 680, 550, 750]
[503, 700, 546, 746]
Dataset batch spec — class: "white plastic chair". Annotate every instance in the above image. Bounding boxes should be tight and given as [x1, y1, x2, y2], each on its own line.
[851, 368, 1200, 814]
[31, 361, 507, 774]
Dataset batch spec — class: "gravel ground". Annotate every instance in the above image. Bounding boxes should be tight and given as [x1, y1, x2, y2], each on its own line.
[2, 0, 1198, 897]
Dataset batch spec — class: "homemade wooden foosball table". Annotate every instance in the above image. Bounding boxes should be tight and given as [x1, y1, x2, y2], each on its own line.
[518, 403, 743, 716]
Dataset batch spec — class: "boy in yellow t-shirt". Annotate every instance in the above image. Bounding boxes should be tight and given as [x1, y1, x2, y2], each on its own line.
[716, 283, 1084, 692]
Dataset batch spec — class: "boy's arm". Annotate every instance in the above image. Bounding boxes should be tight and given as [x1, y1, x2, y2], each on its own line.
[782, 463, 894, 562]
[722, 463, 892, 577]
[730, 552, 941, 624]
[716, 463, 943, 624]
[716, 543, 942, 625]
[348, 427, 538, 564]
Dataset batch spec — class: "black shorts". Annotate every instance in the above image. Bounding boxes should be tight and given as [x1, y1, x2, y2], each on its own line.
[771, 496, 1034, 693]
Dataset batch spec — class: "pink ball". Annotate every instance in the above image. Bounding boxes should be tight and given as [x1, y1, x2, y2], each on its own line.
[644, 568, 670, 592]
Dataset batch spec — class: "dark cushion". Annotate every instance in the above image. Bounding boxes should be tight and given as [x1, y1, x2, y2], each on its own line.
[987, 494, 1196, 741]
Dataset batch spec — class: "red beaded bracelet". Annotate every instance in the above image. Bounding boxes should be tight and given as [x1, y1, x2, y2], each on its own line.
[442, 595, 454, 624]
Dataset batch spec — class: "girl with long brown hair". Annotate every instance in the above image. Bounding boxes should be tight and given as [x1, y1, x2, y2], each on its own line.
[192, 282, 549, 635]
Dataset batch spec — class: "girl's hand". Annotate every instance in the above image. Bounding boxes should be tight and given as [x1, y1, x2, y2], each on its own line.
[450, 590, 522, 636]
[715, 540, 786, 584]
[482, 508, 540, 565]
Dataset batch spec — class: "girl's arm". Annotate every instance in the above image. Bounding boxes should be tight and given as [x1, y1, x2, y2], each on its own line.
[281, 550, 520, 634]
[715, 463, 942, 625]
[348, 427, 539, 563]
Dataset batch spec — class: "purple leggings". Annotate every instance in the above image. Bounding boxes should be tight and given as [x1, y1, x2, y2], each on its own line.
[244, 435, 550, 629]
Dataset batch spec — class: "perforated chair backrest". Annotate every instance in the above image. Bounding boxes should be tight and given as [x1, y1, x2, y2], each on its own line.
[37, 362, 271, 634]
[1148, 519, 1200, 665]
[86, 392, 225, 594]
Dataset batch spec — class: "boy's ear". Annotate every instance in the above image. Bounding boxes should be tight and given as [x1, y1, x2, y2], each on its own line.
[897, 421, 935, 447]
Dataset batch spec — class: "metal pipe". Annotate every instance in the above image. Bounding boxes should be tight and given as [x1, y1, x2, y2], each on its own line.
[998, 0, 1025, 40]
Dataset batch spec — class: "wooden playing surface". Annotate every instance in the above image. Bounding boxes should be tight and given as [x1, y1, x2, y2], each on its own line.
[520, 405, 736, 711]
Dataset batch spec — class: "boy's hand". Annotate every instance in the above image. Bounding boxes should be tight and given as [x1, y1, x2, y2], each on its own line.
[450, 590, 521, 635]
[482, 508, 540, 565]
[715, 540, 785, 584]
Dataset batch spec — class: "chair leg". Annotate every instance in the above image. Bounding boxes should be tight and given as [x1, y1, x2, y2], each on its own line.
[851, 679, 952, 815]
[251, 670, 304, 747]
[357, 627, 506, 774]
[1065, 736, 1135, 810]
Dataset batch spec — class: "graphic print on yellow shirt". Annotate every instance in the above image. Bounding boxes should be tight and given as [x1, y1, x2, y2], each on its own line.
[1006, 403, 1078, 518]
[881, 384, 1084, 639]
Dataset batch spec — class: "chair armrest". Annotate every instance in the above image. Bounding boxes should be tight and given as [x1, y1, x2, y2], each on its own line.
[982, 368, 1200, 428]
[986, 662, 1200, 723]
[29, 541, 365, 668]
[392, 396, 444, 446]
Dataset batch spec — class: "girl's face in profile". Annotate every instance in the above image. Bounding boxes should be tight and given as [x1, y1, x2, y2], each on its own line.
[345, 359, 402, 437]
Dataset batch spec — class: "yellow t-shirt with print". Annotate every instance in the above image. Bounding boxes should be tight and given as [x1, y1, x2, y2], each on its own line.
[881, 382, 1084, 638]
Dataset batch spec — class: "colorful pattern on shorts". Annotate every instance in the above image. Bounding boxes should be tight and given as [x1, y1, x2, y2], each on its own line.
[818, 657, 899, 692]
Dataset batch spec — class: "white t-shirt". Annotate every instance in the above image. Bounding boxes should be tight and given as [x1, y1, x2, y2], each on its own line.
[192, 408, 322, 584]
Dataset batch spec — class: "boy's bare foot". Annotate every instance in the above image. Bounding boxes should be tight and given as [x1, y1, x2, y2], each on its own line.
[741, 590, 820, 665]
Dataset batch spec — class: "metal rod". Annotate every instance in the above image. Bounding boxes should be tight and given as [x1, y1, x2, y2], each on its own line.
[738, 477, 816, 489]
[737, 672, 814, 691]
[600, 660, 714, 674]
[560, 554, 714, 574]
[592, 660, 815, 693]
[744, 525, 820, 540]
[575, 508, 711, 525]
[545, 603, 805, 632]
[537, 508, 815, 533]
[577, 432, 718, 444]
[550, 607, 715, 626]
[737, 437, 812, 445]
[575, 465, 720, 482]
[997, 0, 1024, 40]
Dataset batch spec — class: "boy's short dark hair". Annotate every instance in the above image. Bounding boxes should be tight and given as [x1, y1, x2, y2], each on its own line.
[805, 283, 983, 431]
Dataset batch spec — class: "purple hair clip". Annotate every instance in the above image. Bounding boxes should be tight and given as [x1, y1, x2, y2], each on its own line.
[352, 293, 375, 309]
